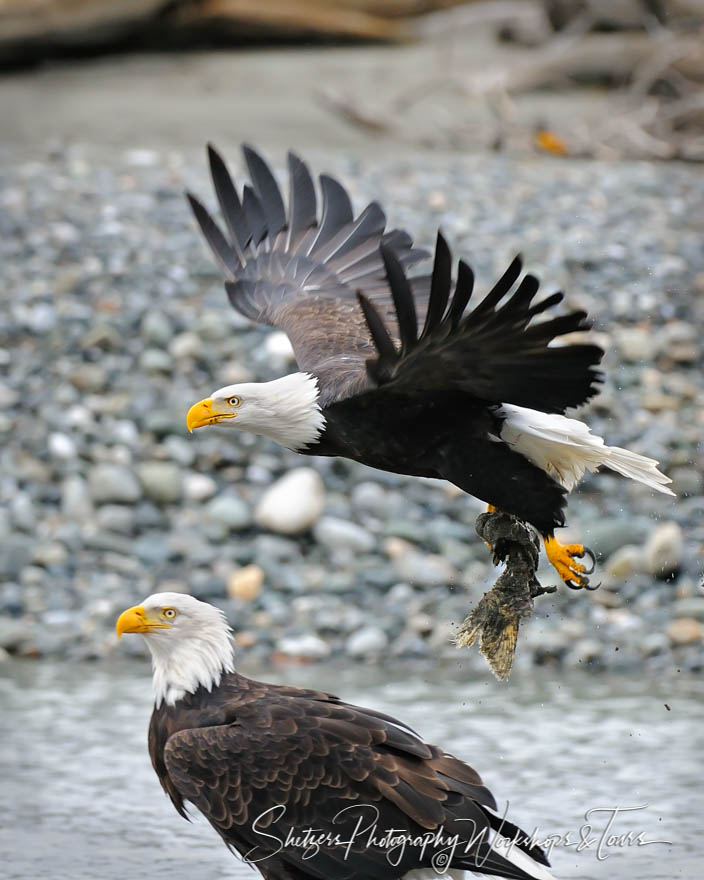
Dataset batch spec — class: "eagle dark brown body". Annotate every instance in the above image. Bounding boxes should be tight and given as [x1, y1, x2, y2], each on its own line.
[149, 670, 552, 880]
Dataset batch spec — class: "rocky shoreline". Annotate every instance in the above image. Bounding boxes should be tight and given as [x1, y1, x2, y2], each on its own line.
[1, 145, 703, 674]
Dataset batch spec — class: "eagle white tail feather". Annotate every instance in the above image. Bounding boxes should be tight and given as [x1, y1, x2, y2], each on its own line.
[499, 404, 674, 495]
[404, 824, 557, 880]
[403, 829, 558, 880]
[488, 829, 558, 880]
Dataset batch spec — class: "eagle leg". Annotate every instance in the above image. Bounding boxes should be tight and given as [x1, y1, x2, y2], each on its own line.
[482, 503, 498, 549]
[544, 537, 599, 590]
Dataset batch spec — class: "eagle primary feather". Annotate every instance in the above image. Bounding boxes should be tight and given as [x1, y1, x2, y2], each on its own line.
[363, 238, 601, 414]
[117, 593, 557, 880]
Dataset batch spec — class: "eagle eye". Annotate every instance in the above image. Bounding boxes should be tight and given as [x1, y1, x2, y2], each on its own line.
[162, 608, 177, 620]
[227, 396, 241, 407]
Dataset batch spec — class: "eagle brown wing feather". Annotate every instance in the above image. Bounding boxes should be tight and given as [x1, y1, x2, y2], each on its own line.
[155, 676, 553, 880]
[188, 145, 428, 406]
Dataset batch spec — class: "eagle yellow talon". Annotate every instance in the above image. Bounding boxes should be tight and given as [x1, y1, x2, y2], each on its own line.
[483, 504, 499, 549]
[544, 537, 597, 590]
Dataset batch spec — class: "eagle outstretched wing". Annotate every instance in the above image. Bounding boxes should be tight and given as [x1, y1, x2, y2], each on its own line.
[160, 680, 550, 880]
[187, 145, 428, 405]
[357, 232, 604, 414]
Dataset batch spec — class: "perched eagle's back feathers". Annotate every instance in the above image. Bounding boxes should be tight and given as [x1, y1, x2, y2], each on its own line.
[130, 593, 556, 879]
[153, 672, 552, 880]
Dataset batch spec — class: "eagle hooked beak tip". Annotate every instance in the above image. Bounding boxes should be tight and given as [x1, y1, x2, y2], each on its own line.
[116, 605, 147, 639]
[186, 397, 214, 433]
[116, 605, 171, 638]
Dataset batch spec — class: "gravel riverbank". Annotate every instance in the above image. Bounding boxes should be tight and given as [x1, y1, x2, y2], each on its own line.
[1, 144, 703, 675]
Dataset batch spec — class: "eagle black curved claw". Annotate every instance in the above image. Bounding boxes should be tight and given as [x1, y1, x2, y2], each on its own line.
[544, 537, 600, 591]
[581, 546, 597, 575]
[564, 547, 599, 590]
[564, 569, 601, 591]
[565, 576, 598, 591]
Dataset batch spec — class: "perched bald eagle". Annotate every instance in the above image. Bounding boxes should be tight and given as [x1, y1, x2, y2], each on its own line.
[185, 146, 673, 587]
[117, 592, 557, 880]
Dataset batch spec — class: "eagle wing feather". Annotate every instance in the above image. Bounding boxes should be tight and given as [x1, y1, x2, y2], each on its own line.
[159, 679, 548, 879]
[187, 145, 428, 406]
[359, 232, 604, 414]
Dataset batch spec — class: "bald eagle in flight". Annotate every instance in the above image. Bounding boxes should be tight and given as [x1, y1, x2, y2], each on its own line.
[117, 592, 557, 880]
[185, 146, 673, 588]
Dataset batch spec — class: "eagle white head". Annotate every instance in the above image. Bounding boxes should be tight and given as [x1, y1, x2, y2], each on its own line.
[186, 371, 325, 451]
[116, 592, 235, 707]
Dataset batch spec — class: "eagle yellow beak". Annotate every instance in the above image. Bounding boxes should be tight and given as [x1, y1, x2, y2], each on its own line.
[116, 605, 170, 639]
[187, 397, 238, 432]
[186, 397, 215, 432]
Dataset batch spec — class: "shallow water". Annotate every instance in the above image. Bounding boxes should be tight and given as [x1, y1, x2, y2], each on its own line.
[1, 659, 701, 880]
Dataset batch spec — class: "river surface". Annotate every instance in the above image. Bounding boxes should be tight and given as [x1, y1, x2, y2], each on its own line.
[1, 659, 701, 880]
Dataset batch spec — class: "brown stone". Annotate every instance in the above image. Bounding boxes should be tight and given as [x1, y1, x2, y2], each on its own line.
[227, 564, 264, 601]
[234, 630, 259, 648]
[667, 618, 703, 646]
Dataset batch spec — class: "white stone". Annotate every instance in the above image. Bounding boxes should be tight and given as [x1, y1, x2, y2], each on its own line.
[11, 493, 35, 531]
[48, 432, 77, 459]
[0, 383, 18, 408]
[254, 468, 325, 535]
[277, 633, 331, 659]
[61, 475, 94, 520]
[183, 473, 218, 502]
[313, 517, 375, 553]
[33, 541, 69, 567]
[88, 463, 142, 504]
[220, 361, 255, 385]
[112, 420, 139, 447]
[206, 494, 252, 530]
[124, 149, 159, 167]
[346, 626, 389, 657]
[385, 539, 459, 587]
[140, 310, 173, 346]
[137, 462, 183, 505]
[643, 521, 684, 579]
[614, 327, 651, 362]
[351, 481, 391, 514]
[264, 331, 296, 365]
[65, 404, 94, 430]
[604, 545, 642, 580]
[163, 435, 195, 467]
[169, 331, 202, 360]
[96, 504, 135, 535]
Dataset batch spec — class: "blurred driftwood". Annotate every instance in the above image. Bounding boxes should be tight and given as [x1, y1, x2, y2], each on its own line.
[545, 0, 704, 31]
[0, 0, 163, 44]
[0, 0, 475, 65]
[321, 0, 704, 161]
[166, 0, 416, 40]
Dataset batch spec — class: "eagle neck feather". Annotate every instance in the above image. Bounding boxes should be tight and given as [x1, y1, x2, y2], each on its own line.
[149, 627, 236, 708]
[255, 372, 326, 451]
